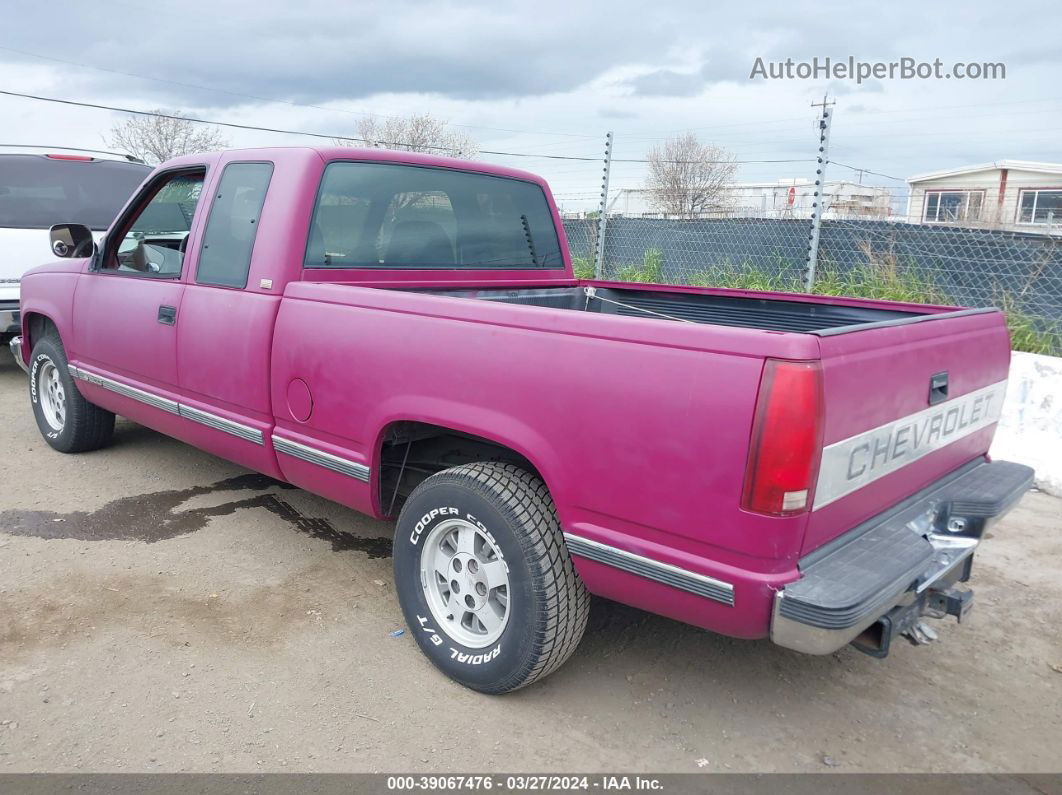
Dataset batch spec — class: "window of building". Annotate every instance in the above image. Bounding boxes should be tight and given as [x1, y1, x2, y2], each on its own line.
[923, 190, 983, 223]
[1017, 189, 1062, 226]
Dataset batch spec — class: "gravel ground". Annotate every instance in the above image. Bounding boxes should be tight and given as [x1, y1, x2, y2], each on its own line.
[1, 349, 1060, 773]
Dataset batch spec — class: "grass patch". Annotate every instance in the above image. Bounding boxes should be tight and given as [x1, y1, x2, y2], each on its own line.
[593, 248, 1059, 356]
[995, 293, 1062, 356]
[614, 248, 663, 283]
[571, 256, 595, 280]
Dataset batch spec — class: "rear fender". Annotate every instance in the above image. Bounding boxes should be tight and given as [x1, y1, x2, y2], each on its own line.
[369, 397, 569, 521]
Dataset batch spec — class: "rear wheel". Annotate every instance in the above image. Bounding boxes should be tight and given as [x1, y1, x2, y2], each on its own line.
[393, 462, 589, 694]
[29, 332, 114, 453]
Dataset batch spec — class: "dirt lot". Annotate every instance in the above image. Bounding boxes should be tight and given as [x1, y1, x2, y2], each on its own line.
[1, 350, 1060, 774]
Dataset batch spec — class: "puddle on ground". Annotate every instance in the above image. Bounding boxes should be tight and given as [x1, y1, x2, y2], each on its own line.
[0, 473, 393, 557]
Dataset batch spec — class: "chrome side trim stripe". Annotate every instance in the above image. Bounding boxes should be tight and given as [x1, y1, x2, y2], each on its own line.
[563, 533, 735, 606]
[69, 365, 262, 444]
[271, 435, 371, 482]
[69, 365, 179, 415]
[68, 366, 369, 474]
[178, 404, 263, 445]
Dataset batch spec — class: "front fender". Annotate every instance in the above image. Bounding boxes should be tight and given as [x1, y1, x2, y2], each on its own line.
[19, 271, 78, 358]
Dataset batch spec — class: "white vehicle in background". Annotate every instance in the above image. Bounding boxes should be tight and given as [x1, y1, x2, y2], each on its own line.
[0, 146, 151, 347]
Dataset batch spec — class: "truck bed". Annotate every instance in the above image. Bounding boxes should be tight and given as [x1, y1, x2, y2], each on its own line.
[410, 285, 971, 335]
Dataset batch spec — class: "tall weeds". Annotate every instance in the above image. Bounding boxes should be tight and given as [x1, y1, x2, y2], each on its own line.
[585, 245, 1059, 356]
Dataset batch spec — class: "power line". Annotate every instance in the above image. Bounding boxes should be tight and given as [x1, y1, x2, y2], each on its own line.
[612, 156, 808, 164]
[0, 89, 814, 165]
[0, 88, 391, 142]
[841, 95, 1062, 118]
[613, 96, 1062, 139]
[831, 161, 904, 182]
[0, 44, 599, 140]
[7, 42, 1061, 145]
[640, 94, 1061, 141]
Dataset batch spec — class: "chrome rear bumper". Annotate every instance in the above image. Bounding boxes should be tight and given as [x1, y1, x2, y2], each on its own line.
[8, 335, 28, 373]
[771, 459, 1034, 655]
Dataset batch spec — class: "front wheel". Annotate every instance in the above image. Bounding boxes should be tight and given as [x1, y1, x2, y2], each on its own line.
[393, 462, 589, 694]
[29, 333, 115, 453]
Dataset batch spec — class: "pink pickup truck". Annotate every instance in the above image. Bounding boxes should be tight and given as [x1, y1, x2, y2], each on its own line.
[12, 146, 1033, 693]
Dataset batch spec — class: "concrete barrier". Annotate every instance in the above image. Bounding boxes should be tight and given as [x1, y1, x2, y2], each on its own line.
[991, 351, 1062, 497]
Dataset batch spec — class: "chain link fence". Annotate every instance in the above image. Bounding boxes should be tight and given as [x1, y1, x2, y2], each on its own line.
[562, 214, 1062, 355]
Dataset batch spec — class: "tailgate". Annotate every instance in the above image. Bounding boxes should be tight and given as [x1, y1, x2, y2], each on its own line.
[803, 309, 1011, 554]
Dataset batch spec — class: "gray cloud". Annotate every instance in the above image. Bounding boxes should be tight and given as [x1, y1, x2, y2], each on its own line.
[3, 1, 931, 108]
[827, 79, 884, 96]
[625, 69, 707, 97]
[622, 45, 749, 97]
[598, 107, 639, 119]
[3, 0, 690, 106]
[3, 0, 1055, 112]
[1, 0, 1059, 189]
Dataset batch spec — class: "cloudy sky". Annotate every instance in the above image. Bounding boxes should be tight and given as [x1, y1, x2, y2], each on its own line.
[2, 0, 1060, 210]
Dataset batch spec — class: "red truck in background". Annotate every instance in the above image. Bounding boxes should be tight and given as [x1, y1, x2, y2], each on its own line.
[12, 146, 1033, 693]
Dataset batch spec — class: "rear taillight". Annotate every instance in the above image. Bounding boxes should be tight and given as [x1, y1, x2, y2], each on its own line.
[741, 359, 824, 516]
[45, 154, 94, 161]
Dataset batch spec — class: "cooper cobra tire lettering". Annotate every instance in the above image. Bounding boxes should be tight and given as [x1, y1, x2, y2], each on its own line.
[27, 332, 115, 454]
[30, 354, 59, 438]
[393, 462, 589, 694]
[409, 506, 460, 545]
[29, 354, 46, 404]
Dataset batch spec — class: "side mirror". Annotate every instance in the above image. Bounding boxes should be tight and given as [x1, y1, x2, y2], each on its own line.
[49, 223, 95, 258]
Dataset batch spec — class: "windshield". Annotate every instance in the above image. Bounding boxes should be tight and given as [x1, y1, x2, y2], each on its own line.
[305, 162, 564, 269]
[0, 155, 150, 230]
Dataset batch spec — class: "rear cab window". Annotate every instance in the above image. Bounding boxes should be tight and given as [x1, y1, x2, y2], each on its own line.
[304, 162, 563, 269]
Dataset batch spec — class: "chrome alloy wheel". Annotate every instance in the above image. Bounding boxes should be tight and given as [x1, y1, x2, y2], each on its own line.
[37, 360, 66, 432]
[420, 518, 510, 648]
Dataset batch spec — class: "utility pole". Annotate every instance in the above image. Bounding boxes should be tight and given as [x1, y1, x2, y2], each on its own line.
[805, 95, 834, 291]
[593, 131, 613, 279]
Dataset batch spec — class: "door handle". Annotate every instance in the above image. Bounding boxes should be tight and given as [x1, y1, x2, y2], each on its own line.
[158, 305, 177, 325]
[929, 371, 949, 405]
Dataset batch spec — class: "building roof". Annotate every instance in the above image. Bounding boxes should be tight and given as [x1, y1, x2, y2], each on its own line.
[907, 160, 1062, 184]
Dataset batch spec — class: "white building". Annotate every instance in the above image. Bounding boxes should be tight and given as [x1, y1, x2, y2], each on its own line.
[603, 179, 892, 219]
[905, 160, 1062, 232]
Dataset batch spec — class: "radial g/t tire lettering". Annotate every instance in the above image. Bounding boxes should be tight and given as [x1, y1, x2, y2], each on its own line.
[393, 462, 589, 693]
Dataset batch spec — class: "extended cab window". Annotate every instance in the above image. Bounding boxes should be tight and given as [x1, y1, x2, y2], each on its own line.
[305, 162, 562, 269]
[106, 170, 205, 277]
[196, 162, 273, 288]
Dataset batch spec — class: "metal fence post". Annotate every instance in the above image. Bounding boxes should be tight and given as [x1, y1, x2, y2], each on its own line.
[594, 131, 614, 279]
[805, 96, 834, 291]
